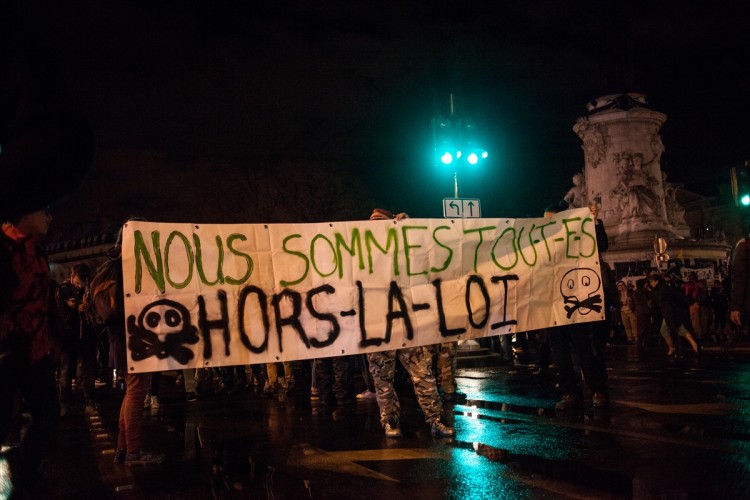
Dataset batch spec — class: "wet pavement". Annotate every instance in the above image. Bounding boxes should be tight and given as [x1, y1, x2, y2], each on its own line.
[11, 339, 750, 499]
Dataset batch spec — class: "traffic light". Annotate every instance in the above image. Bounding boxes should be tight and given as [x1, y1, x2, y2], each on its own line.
[731, 161, 750, 207]
[432, 115, 488, 168]
[466, 149, 488, 165]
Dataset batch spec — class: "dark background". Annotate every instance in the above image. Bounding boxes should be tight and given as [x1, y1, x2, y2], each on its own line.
[8, 1, 750, 239]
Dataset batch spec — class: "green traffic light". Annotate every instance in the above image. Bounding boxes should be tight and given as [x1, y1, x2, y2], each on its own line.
[440, 152, 454, 165]
[466, 150, 488, 165]
[741, 194, 750, 206]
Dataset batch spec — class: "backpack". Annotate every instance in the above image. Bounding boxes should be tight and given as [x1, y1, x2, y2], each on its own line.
[85, 254, 123, 327]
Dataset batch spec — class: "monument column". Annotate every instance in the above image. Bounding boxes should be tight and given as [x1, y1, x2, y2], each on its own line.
[573, 93, 676, 245]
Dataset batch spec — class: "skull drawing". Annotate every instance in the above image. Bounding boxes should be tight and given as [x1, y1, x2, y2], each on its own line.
[139, 300, 190, 340]
[560, 268, 603, 318]
[127, 299, 199, 364]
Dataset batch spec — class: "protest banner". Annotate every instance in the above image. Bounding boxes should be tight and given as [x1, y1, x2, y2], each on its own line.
[121, 207, 605, 373]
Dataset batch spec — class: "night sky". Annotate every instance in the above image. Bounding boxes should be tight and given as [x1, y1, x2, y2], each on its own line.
[9, 1, 750, 238]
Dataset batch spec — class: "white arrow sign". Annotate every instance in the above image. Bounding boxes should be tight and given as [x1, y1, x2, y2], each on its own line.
[443, 198, 481, 218]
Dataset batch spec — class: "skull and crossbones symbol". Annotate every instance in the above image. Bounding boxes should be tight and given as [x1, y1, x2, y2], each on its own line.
[560, 268, 603, 318]
[127, 299, 199, 364]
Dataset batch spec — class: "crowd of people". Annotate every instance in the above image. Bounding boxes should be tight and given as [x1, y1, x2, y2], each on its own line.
[4, 9, 750, 500]
[609, 270, 734, 353]
[6, 180, 747, 497]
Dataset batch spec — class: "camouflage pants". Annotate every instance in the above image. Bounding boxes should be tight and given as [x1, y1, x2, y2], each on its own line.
[367, 346, 443, 427]
[435, 341, 457, 394]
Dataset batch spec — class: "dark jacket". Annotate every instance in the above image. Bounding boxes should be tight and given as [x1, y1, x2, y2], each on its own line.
[0, 228, 57, 361]
[650, 280, 691, 334]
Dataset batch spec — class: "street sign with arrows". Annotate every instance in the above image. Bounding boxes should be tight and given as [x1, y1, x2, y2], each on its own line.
[443, 198, 481, 218]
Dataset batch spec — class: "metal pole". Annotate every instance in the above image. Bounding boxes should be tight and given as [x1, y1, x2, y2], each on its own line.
[454, 171, 459, 198]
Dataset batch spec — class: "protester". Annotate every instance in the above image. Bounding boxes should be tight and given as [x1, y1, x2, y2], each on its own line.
[617, 280, 638, 345]
[58, 263, 100, 416]
[434, 341, 466, 402]
[366, 208, 454, 438]
[313, 355, 355, 417]
[649, 272, 701, 357]
[103, 230, 165, 466]
[0, 208, 65, 494]
[264, 362, 295, 402]
[730, 227, 750, 332]
[354, 354, 377, 400]
[144, 371, 162, 410]
[544, 201, 610, 410]
[1, 10, 94, 492]
[685, 272, 705, 339]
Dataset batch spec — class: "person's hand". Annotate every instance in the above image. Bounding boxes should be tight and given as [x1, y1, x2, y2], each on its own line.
[588, 202, 599, 218]
[730, 310, 742, 326]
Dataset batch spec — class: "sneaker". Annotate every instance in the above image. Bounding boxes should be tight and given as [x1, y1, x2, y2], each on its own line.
[555, 394, 580, 411]
[430, 420, 455, 437]
[94, 378, 107, 388]
[150, 396, 160, 410]
[113, 448, 127, 465]
[356, 390, 377, 400]
[384, 419, 402, 438]
[592, 393, 609, 408]
[124, 451, 166, 466]
[185, 392, 198, 402]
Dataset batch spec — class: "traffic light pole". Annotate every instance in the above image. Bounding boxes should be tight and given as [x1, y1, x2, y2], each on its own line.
[449, 94, 459, 198]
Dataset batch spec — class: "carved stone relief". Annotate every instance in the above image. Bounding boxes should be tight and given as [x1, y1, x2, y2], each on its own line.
[608, 150, 663, 222]
[574, 119, 609, 168]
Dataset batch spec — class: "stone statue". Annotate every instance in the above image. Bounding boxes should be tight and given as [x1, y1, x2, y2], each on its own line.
[609, 151, 662, 220]
[563, 172, 587, 208]
[661, 172, 686, 226]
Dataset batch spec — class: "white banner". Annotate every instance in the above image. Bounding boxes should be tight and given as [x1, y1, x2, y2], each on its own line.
[121, 208, 605, 372]
[679, 267, 714, 283]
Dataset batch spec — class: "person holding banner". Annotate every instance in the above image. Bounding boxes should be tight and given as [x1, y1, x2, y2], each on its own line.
[105, 231, 165, 466]
[366, 208, 455, 438]
[313, 355, 354, 416]
[544, 201, 611, 411]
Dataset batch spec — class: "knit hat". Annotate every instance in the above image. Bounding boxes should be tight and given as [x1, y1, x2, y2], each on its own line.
[370, 208, 394, 220]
